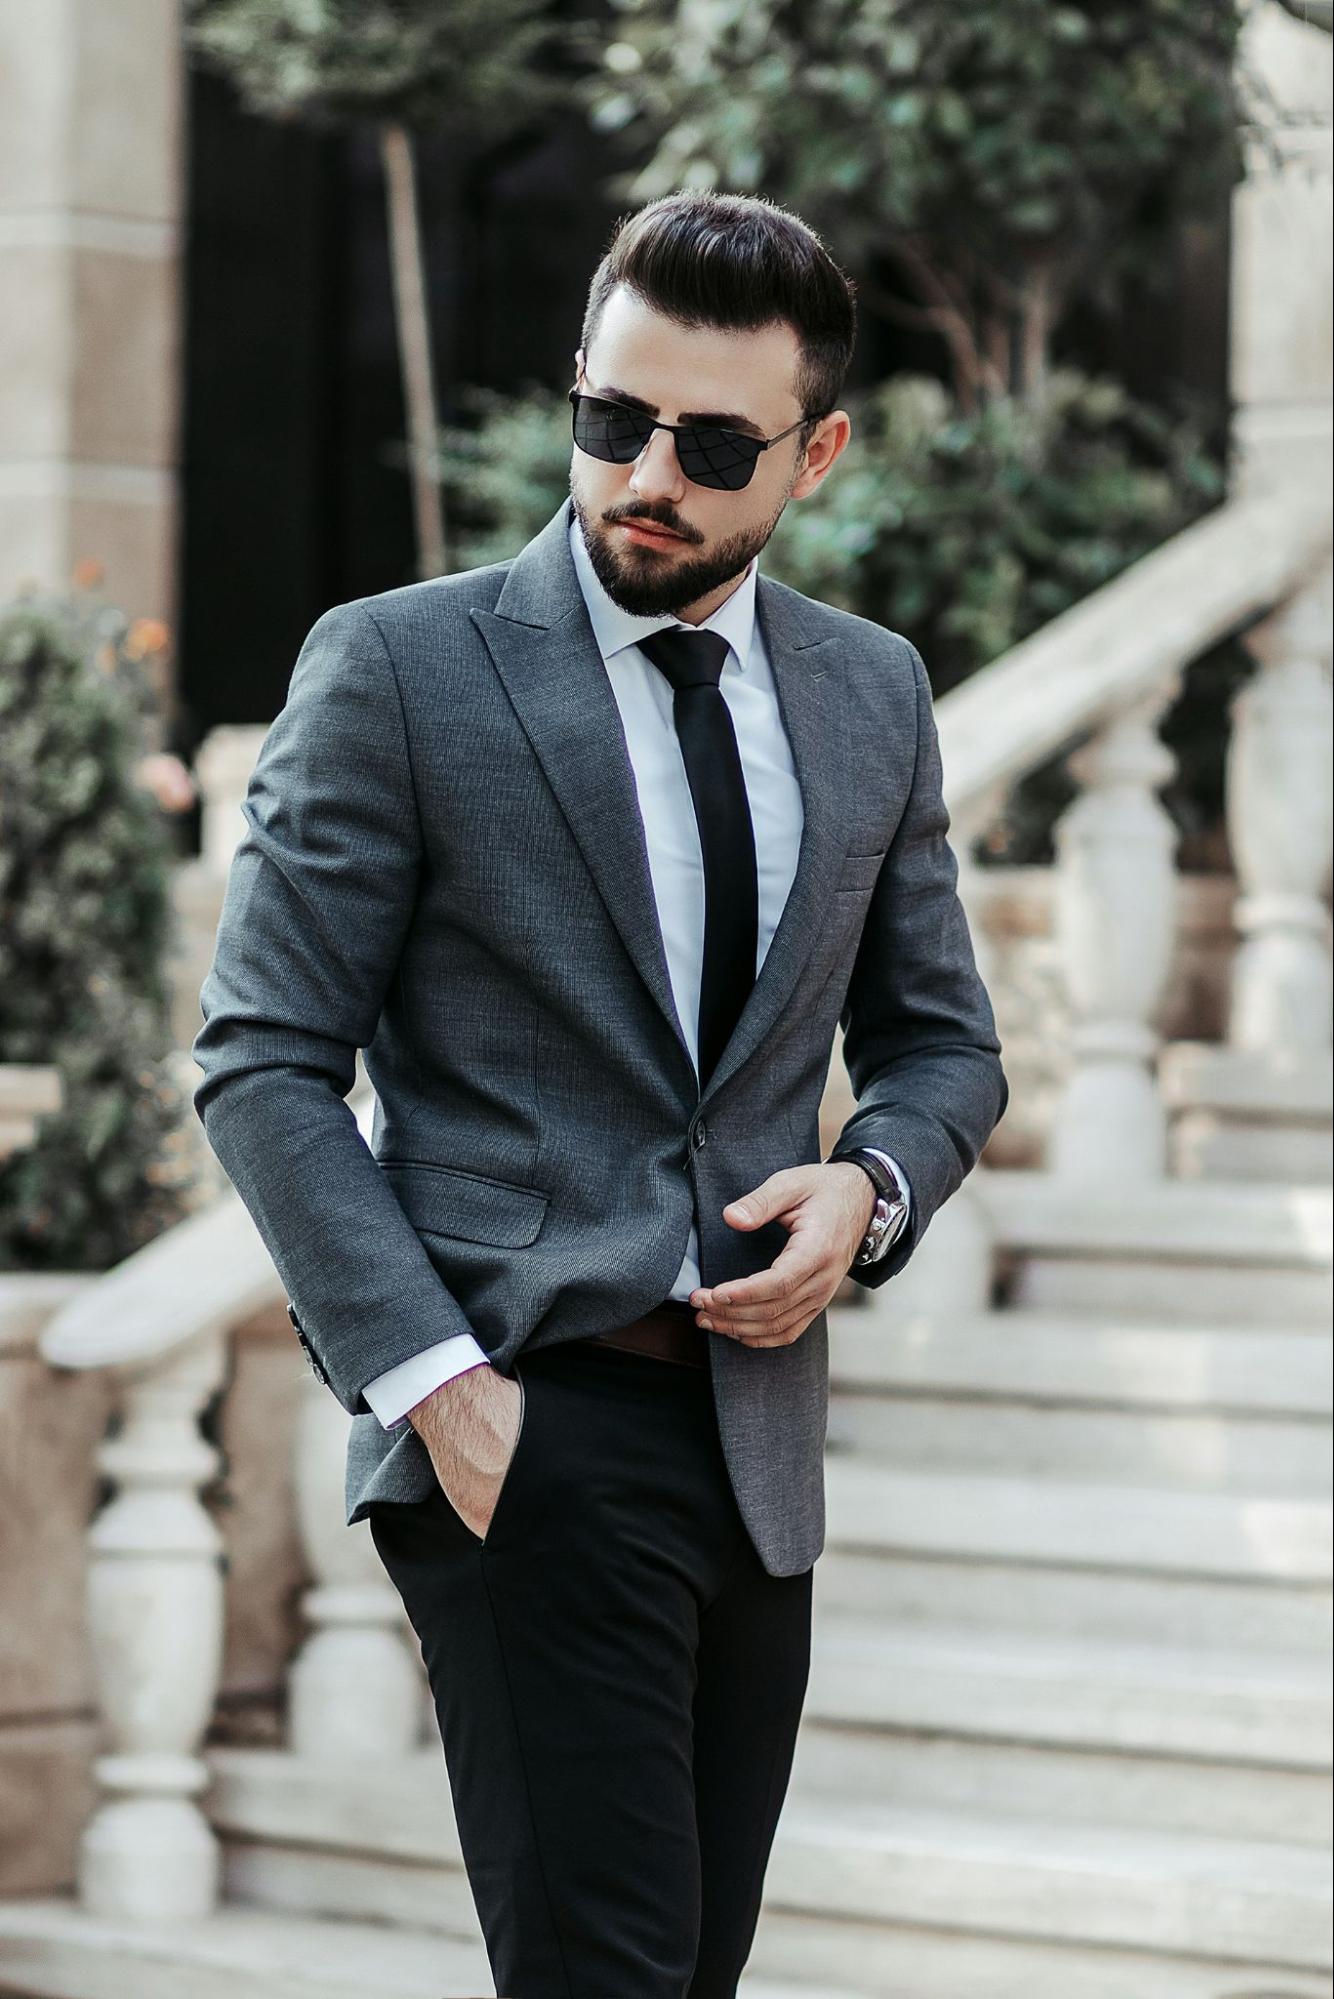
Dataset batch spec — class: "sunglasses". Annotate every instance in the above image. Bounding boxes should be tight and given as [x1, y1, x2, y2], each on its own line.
[568, 387, 822, 493]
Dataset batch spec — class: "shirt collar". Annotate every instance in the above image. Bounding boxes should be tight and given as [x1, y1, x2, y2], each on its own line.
[569, 515, 759, 674]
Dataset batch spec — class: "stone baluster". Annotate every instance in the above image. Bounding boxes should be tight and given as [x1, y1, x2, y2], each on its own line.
[952, 784, 1007, 996]
[79, 1331, 227, 1919]
[286, 1376, 425, 1758]
[1227, 557, 1334, 1058]
[1048, 687, 1182, 1177]
[887, 785, 1007, 1319]
[192, 725, 269, 877]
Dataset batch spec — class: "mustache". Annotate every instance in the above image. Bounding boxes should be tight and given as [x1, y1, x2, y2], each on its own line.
[604, 507, 701, 544]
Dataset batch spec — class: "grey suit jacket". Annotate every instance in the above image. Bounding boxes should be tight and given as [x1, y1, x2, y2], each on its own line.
[192, 495, 1007, 1577]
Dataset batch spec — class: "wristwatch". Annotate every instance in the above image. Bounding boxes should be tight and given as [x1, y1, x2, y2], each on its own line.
[828, 1147, 910, 1267]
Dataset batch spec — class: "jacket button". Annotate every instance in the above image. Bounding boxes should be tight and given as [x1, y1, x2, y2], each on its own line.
[691, 1120, 707, 1151]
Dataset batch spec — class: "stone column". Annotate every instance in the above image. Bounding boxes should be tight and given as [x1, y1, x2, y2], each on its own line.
[0, 1, 185, 617]
[1230, 1, 1333, 497]
[193, 726, 269, 878]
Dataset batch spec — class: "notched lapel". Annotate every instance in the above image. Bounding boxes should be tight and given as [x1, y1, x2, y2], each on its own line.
[470, 504, 694, 1073]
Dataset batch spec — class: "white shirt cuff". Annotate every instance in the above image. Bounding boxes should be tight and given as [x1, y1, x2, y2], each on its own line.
[362, 1333, 492, 1430]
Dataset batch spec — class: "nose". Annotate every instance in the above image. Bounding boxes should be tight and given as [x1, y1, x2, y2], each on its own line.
[628, 426, 688, 505]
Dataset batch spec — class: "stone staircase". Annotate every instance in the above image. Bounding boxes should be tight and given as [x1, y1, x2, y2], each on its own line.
[748, 1126, 1331, 1993]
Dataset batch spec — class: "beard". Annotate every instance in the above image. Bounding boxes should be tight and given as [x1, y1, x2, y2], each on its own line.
[570, 483, 791, 618]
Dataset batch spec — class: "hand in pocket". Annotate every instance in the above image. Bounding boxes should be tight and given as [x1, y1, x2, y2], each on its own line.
[408, 1366, 526, 1542]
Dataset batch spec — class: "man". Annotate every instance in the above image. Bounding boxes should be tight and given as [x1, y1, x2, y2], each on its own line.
[194, 190, 1007, 1998]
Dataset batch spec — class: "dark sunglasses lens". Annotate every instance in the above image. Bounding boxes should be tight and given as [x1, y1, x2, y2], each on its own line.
[570, 393, 762, 491]
[676, 427, 762, 492]
[572, 395, 653, 464]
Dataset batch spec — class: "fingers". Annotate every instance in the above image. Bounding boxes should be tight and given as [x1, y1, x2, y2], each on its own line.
[697, 1276, 831, 1346]
[695, 1255, 821, 1321]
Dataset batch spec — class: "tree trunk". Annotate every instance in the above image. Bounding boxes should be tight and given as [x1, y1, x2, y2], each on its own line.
[380, 122, 447, 578]
[1015, 260, 1056, 404]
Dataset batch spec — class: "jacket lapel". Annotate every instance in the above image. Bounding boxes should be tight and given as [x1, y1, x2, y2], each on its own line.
[471, 502, 694, 1073]
[469, 500, 853, 1105]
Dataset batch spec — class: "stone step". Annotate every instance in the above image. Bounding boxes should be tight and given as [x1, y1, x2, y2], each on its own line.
[804, 1612, 1330, 1770]
[1176, 1120, 1332, 1182]
[792, 1710, 1331, 1847]
[200, 1754, 1333, 1986]
[793, 1611, 1331, 1841]
[984, 1171, 1333, 1322]
[829, 1392, 1331, 1492]
[748, 1904, 1334, 1999]
[213, 1850, 1334, 1999]
[814, 1547, 1332, 1653]
[829, 1305, 1330, 1490]
[1160, 1045, 1334, 1124]
[985, 1170, 1333, 1265]
[0, 1896, 860, 1999]
[0, 1898, 490, 1999]
[823, 1458, 1332, 1583]
[833, 1306, 1331, 1413]
[1161, 1044, 1333, 1181]
[761, 1791, 1332, 1973]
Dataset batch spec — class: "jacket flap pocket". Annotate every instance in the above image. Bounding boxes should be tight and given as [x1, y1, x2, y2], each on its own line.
[379, 1160, 549, 1248]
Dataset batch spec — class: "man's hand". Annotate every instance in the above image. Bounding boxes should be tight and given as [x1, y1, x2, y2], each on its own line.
[690, 1163, 877, 1348]
[406, 1365, 524, 1540]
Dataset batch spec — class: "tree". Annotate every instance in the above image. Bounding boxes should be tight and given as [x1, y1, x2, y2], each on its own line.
[187, 0, 573, 576]
[584, 0, 1244, 410]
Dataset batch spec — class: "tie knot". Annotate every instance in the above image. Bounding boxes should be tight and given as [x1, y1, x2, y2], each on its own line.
[638, 627, 731, 693]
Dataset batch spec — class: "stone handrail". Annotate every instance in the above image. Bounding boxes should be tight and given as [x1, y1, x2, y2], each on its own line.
[39, 1079, 377, 1373]
[938, 476, 1333, 818]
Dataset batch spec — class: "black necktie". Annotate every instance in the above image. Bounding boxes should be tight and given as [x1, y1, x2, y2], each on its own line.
[638, 627, 758, 1089]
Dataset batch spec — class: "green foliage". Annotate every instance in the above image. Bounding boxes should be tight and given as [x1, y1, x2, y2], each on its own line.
[581, 0, 1244, 398]
[186, 0, 568, 131]
[764, 371, 1225, 688]
[439, 384, 580, 570]
[0, 592, 191, 1269]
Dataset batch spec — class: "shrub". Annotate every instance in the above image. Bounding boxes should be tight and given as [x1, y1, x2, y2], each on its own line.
[0, 586, 192, 1268]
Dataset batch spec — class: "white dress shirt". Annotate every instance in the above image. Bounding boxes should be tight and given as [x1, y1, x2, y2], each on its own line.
[361, 518, 912, 1428]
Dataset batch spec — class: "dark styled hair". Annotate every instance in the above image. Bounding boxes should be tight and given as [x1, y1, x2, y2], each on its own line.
[580, 191, 857, 442]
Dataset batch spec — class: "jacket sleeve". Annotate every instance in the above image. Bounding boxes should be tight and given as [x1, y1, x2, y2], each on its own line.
[829, 637, 1008, 1286]
[192, 600, 490, 1413]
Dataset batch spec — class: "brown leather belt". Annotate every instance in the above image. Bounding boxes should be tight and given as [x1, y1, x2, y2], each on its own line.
[583, 1299, 709, 1369]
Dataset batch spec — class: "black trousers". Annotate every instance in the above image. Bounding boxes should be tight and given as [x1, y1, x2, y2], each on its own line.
[368, 1333, 814, 1999]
